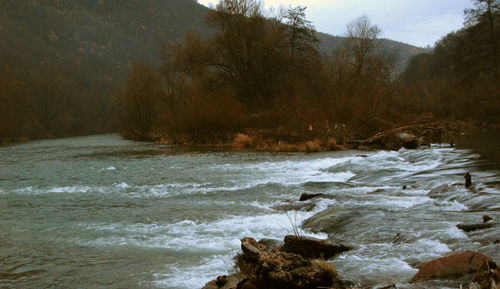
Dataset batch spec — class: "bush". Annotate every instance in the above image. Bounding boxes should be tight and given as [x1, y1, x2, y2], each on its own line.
[232, 133, 252, 148]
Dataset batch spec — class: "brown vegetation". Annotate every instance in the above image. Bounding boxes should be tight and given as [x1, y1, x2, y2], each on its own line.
[396, 0, 500, 124]
[117, 0, 404, 148]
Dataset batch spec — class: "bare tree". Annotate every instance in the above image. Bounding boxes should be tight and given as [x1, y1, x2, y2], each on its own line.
[344, 15, 381, 75]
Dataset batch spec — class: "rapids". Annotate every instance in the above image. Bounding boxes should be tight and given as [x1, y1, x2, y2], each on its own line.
[0, 134, 498, 288]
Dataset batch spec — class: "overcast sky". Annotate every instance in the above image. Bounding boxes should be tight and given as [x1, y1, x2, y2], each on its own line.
[197, 0, 475, 48]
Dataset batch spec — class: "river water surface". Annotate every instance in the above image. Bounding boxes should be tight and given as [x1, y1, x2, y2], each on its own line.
[1, 134, 499, 288]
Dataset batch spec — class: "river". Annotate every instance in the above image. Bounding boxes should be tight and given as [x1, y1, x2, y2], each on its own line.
[0, 134, 499, 288]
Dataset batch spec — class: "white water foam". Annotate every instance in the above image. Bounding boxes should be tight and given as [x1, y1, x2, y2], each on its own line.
[152, 254, 236, 289]
[80, 212, 327, 253]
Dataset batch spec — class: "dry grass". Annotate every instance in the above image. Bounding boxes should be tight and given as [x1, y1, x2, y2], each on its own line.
[312, 259, 338, 279]
[232, 133, 252, 148]
[326, 138, 343, 151]
[297, 139, 322, 152]
[271, 141, 298, 152]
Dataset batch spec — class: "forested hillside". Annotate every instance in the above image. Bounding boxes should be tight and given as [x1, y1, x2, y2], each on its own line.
[396, 0, 500, 123]
[0, 0, 424, 143]
[117, 0, 499, 148]
[0, 0, 209, 141]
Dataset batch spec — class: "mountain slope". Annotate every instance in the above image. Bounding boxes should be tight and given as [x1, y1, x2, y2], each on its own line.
[0, 0, 425, 141]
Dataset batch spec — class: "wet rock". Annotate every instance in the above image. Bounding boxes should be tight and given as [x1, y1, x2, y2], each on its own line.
[272, 202, 316, 212]
[376, 284, 396, 289]
[472, 259, 500, 289]
[481, 215, 493, 223]
[368, 188, 385, 194]
[299, 193, 325, 202]
[301, 208, 343, 234]
[465, 172, 472, 188]
[258, 238, 283, 252]
[302, 208, 362, 236]
[281, 235, 351, 260]
[427, 184, 456, 198]
[405, 258, 423, 269]
[410, 251, 493, 282]
[457, 223, 494, 232]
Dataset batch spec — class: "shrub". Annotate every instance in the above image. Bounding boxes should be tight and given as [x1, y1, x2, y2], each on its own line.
[233, 133, 252, 148]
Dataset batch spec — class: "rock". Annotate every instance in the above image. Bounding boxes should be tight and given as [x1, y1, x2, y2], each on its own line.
[410, 251, 493, 282]
[299, 193, 325, 202]
[457, 223, 494, 232]
[302, 208, 357, 235]
[258, 238, 283, 252]
[364, 131, 423, 151]
[272, 202, 316, 212]
[427, 184, 455, 198]
[241, 237, 265, 261]
[236, 237, 341, 289]
[216, 275, 228, 287]
[281, 235, 351, 260]
[368, 188, 385, 194]
[465, 172, 472, 188]
[481, 215, 493, 223]
[472, 259, 500, 289]
[377, 284, 396, 289]
[202, 273, 249, 289]
[398, 132, 421, 149]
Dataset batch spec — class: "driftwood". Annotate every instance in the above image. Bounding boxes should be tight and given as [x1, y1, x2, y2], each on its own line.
[364, 121, 442, 144]
[362, 121, 459, 150]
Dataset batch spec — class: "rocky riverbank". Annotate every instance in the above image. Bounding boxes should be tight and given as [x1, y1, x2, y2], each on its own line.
[204, 180, 500, 289]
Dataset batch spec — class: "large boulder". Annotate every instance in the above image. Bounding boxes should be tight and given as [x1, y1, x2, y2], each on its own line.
[365, 131, 423, 151]
[204, 237, 345, 289]
[238, 237, 341, 289]
[281, 235, 351, 260]
[302, 208, 357, 235]
[411, 251, 493, 282]
[258, 238, 284, 252]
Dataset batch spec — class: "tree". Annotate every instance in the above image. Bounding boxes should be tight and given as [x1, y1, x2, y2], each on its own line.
[203, 0, 289, 109]
[283, 6, 318, 57]
[344, 15, 381, 76]
[119, 62, 164, 141]
[33, 64, 76, 136]
[464, 0, 500, 78]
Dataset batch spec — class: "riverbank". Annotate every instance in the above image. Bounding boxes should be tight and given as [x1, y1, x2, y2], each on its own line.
[153, 120, 482, 153]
